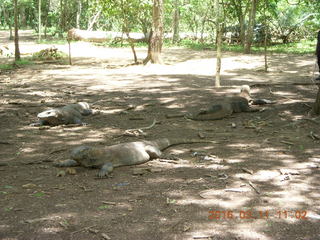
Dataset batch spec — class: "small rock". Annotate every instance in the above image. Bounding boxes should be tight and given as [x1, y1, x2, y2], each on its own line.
[148, 168, 162, 173]
[22, 183, 37, 189]
[88, 228, 99, 234]
[198, 132, 205, 139]
[280, 175, 290, 181]
[132, 168, 147, 175]
[101, 233, 111, 240]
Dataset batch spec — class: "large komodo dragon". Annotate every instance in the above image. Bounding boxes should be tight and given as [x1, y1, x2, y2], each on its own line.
[54, 138, 211, 178]
[188, 85, 274, 121]
[31, 102, 92, 126]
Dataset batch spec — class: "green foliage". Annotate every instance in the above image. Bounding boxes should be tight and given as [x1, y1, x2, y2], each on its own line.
[0, 64, 14, 70]
[172, 39, 315, 54]
[0, 58, 33, 71]
[15, 59, 33, 65]
[98, 205, 110, 210]
[33, 191, 45, 198]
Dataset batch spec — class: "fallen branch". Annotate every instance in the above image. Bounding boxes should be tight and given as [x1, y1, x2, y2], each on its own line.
[280, 140, 294, 145]
[248, 181, 260, 194]
[71, 225, 96, 236]
[124, 118, 157, 136]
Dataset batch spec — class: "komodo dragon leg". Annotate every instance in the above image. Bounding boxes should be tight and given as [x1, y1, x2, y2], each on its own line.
[98, 162, 114, 178]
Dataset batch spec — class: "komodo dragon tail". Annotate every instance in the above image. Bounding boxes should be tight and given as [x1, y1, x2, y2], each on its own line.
[153, 138, 214, 151]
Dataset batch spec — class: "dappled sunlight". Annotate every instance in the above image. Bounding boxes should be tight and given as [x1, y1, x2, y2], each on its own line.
[1, 30, 320, 239]
[176, 191, 253, 209]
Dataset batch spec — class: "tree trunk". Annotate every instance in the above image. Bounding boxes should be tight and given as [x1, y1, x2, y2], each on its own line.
[125, 32, 138, 64]
[38, 0, 41, 42]
[312, 87, 320, 115]
[14, 0, 20, 61]
[59, 0, 64, 37]
[143, 0, 164, 64]
[172, 0, 180, 43]
[3, 8, 13, 40]
[76, 0, 82, 29]
[44, 0, 50, 38]
[215, 0, 222, 87]
[87, 9, 101, 31]
[263, 0, 268, 72]
[312, 31, 320, 115]
[244, 0, 257, 54]
[239, 14, 245, 45]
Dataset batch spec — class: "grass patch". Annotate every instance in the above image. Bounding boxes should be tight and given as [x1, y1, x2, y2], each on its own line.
[37, 38, 67, 45]
[176, 39, 316, 54]
[102, 38, 315, 55]
[0, 63, 14, 70]
[0, 58, 34, 70]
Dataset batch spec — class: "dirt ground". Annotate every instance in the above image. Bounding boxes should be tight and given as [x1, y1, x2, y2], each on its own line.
[1, 30, 320, 240]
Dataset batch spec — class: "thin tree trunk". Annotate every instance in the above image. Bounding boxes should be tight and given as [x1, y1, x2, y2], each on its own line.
[14, 0, 20, 61]
[68, 40, 72, 65]
[125, 32, 138, 64]
[312, 31, 320, 115]
[3, 8, 13, 40]
[59, 0, 64, 37]
[44, 0, 49, 39]
[239, 14, 245, 45]
[76, 0, 82, 29]
[172, 0, 180, 43]
[143, 0, 164, 64]
[263, 0, 268, 72]
[215, 0, 222, 87]
[312, 87, 320, 115]
[244, 0, 257, 54]
[87, 9, 101, 31]
[38, 0, 41, 42]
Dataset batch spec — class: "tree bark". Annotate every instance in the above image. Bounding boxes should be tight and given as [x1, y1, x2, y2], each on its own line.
[312, 31, 320, 115]
[3, 8, 13, 40]
[38, 0, 41, 42]
[215, 0, 222, 87]
[312, 87, 320, 115]
[172, 0, 180, 43]
[59, 0, 64, 37]
[143, 0, 164, 64]
[43, 0, 50, 38]
[263, 0, 268, 72]
[244, 0, 257, 54]
[76, 0, 82, 29]
[87, 9, 101, 31]
[14, 0, 20, 61]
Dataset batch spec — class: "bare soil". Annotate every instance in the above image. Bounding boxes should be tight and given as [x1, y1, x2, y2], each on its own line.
[1, 30, 320, 240]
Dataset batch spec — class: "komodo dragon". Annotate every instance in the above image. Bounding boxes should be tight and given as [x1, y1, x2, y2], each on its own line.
[187, 85, 274, 121]
[31, 102, 92, 126]
[54, 138, 211, 178]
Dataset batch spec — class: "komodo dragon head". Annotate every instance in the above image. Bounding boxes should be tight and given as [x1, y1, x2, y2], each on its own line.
[70, 146, 106, 168]
[239, 85, 251, 100]
[37, 109, 64, 125]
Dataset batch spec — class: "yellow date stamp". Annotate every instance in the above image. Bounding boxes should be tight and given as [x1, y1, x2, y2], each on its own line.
[208, 210, 308, 220]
